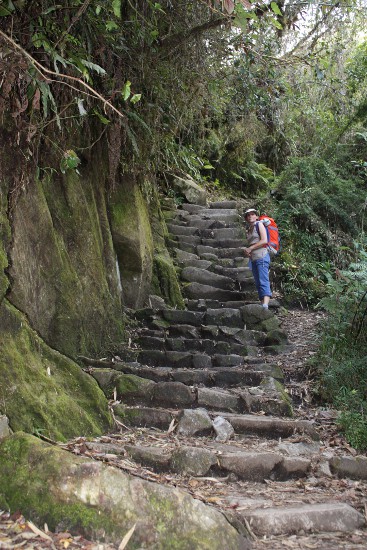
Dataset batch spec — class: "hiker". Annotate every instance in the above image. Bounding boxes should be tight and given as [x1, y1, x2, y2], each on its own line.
[243, 208, 272, 309]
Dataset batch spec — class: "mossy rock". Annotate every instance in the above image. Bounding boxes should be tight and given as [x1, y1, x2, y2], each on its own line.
[0, 301, 112, 441]
[110, 178, 154, 308]
[0, 433, 248, 549]
[0, 185, 11, 301]
[260, 378, 293, 417]
[7, 170, 124, 358]
[91, 370, 155, 402]
[264, 329, 288, 346]
[152, 253, 185, 309]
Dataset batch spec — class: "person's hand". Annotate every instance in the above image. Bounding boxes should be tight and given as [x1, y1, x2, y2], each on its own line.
[244, 247, 252, 257]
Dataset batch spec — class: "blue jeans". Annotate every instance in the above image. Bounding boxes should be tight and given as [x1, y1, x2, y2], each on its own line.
[249, 254, 272, 300]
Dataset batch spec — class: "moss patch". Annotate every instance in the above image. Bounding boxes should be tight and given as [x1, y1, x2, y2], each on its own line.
[0, 301, 112, 441]
[152, 253, 185, 308]
[91, 370, 155, 401]
[110, 178, 154, 308]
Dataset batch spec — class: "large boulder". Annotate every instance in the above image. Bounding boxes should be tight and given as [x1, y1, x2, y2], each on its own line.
[0, 433, 249, 549]
[169, 175, 207, 206]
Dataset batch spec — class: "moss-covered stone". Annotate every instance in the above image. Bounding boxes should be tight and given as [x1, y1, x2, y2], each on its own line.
[0, 183, 11, 301]
[152, 253, 185, 308]
[0, 301, 112, 441]
[91, 370, 155, 401]
[260, 377, 293, 417]
[6, 166, 124, 358]
[110, 177, 154, 308]
[0, 433, 248, 549]
[149, 187, 185, 308]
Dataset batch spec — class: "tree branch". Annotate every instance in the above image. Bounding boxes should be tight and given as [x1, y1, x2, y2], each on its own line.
[159, 16, 228, 49]
[283, 3, 338, 57]
[0, 30, 126, 120]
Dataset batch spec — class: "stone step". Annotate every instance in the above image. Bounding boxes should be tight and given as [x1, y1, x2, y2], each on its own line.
[135, 349, 257, 369]
[240, 503, 365, 536]
[122, 443, 310, 482]
[209, 200, 238, 209]
[173, 218, 235, 230]
[137, 336, 250, 357]
[109, 362, 282, 386]
[200, 227, 243, 239]
[101, 373, 292, 416]
[139, 322, 268, 347]
[190, 208, 239, 220]
[219, 413, 319, 440]
[114, 406, 316, 439]
[173, 235, 202, 246]
[183, 283, 252, 301]
[180, 267, 235, 290]
[200, 238, 245, 249]
[166, 224, 199, 236]
[196, 245, 245, 259]
[181, 204, 205, 213]
[212, 266, 252, 281]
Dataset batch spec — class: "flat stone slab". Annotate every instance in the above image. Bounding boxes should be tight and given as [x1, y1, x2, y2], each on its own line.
[162, 309, 204, 326]
[184, 282, 244, 301]
[205, 308, 243, 328]
[220, 414, 319, 440]
[125, 445, 172, 471]
[241, 503, 366, 536]
[167, 224, 199, 236]
[201, 227, 243, 239]
[197, 245, 245, 259]
[209, 201, 238, 209]
[115, 406, 174, 429]
[219, 451, 283, 481]
[181, 267, 234, 290]
[329, 455, 367, 480]
[150, 381, 196, 407]
[171, 446, 217, 476]
[198, 388, 240, 412]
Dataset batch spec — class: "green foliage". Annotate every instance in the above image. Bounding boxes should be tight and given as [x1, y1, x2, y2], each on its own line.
[313, 247, 367, 450]
[272, 157, 365, 305]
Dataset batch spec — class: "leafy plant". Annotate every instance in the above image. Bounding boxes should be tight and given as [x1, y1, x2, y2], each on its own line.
[312, 247, 367, 449]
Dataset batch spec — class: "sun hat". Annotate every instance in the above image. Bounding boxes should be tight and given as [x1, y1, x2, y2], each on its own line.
[244, 208, 257, 217]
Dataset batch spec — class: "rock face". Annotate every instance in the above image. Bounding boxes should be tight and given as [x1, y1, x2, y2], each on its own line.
[0, 433, 248, 550]
[0, 301, 112, 440]
[6, 169, 124, 359]
[0, 121, 183, 440]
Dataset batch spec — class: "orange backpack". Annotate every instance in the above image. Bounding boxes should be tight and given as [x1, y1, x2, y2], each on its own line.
[255, 215, 280, 256]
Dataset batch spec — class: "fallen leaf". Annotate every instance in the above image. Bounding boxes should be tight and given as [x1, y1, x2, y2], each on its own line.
[118, 523, 136, 550]
[27, 520, 52, 541]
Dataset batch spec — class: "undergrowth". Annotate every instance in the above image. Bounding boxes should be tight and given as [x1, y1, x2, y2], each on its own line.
[264, 157, 366, 306]
[312, 247, 367, 450]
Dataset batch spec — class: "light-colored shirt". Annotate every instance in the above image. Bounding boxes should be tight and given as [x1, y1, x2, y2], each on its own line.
[247, 224, 268, 261]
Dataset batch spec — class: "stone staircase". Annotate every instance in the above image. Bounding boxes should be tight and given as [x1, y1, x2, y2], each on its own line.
[87, 200, 367, 546]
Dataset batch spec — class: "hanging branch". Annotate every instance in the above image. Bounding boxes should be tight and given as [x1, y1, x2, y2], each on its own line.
[0, 30, 126, 120]
[54, 0, 93, 49]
